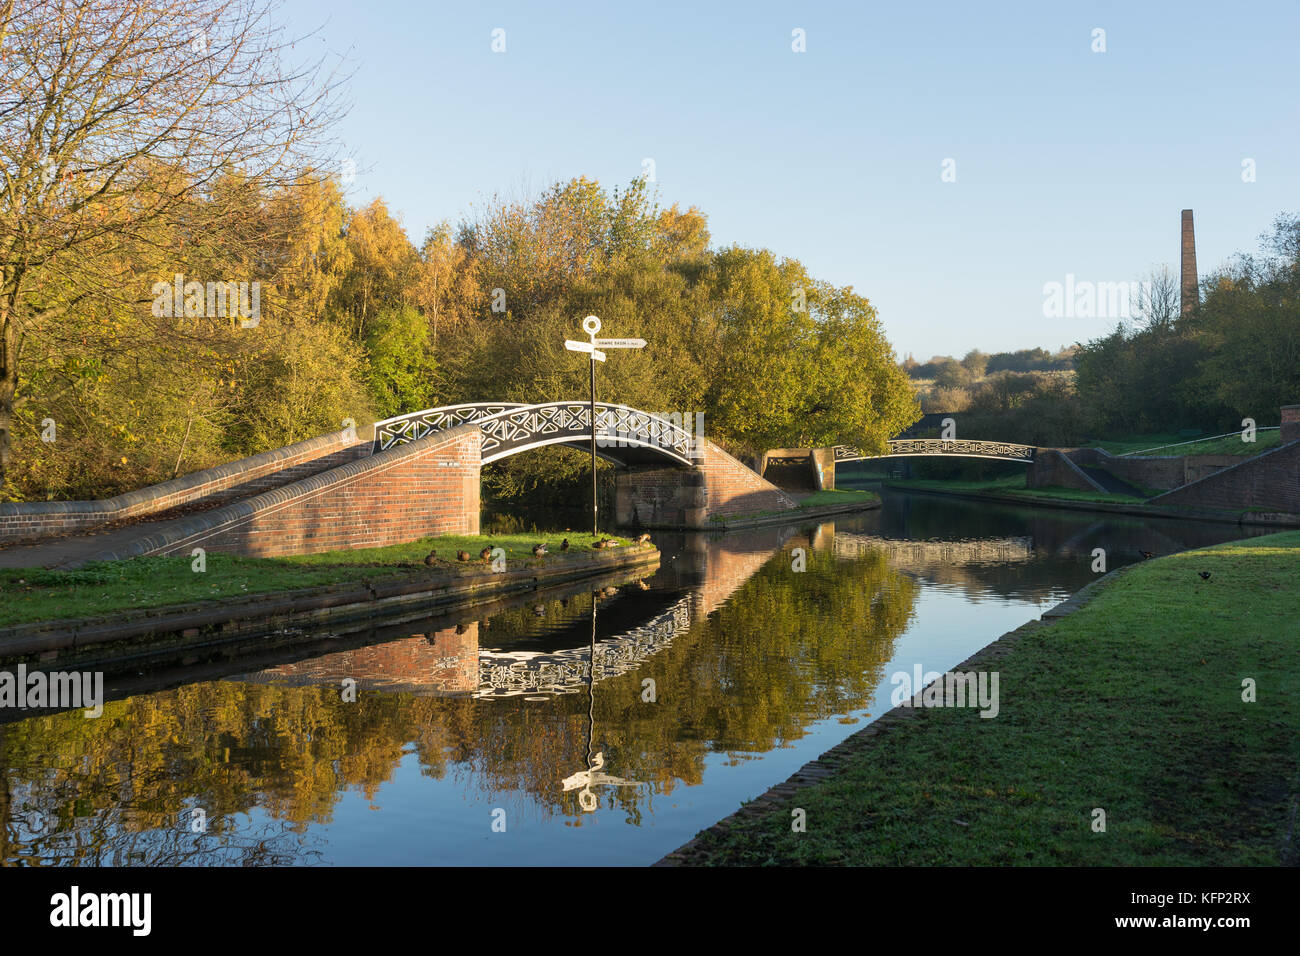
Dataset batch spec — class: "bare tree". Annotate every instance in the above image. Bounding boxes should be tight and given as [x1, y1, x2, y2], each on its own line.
[0, 0, 347, 482]
[1133, 265, 1180, 331]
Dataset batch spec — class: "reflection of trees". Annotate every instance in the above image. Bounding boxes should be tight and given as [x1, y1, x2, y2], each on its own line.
[0, 548, 917, 863]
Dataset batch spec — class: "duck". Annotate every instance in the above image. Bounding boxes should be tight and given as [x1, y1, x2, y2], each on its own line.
[560, 538, 570, 552]
[532, 543, 547, 557]
[480, 546, 493, 562]
[423, 552, 437, 566]
[635, 533, 651, 545]
[456, 550, 471, 562]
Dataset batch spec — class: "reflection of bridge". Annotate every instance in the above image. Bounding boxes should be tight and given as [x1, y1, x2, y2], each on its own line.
[477, 595, 692, 698]
[831, 532, 1035, 569]
[232, 525, 807, 700]
[226, 517, 1063, 701]
[236, 592, 694, 700]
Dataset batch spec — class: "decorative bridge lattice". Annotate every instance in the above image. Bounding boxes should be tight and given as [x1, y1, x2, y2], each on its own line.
[373, 402, 525, 451]
[476, 595, 693, 699]
[374, 402, 697, 466]
[833, 439, 1037, 464]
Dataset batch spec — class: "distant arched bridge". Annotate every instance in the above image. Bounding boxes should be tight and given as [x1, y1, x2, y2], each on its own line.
[833, 440, 1037, 464]
[761, 440, 1038, 492]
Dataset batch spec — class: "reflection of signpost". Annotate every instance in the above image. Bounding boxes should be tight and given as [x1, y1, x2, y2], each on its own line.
[563, 316, 647, 537]
[559, 591, 644, 812]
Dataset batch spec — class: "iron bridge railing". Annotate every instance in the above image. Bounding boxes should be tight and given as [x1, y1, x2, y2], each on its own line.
[833, 439, 1037, 463]
[373, 401, 697, 466]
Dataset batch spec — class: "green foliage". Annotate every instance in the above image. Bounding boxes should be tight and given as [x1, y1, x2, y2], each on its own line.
[363, 305, 439, 418]
[7, 172, 922, 505]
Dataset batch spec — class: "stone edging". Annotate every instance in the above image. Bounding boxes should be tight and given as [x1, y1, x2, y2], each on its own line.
[0, 546, 659, 666]
[652, 562, 1135, 867]
[880, 483, 1300, 527]
[707, 498, 882, 531]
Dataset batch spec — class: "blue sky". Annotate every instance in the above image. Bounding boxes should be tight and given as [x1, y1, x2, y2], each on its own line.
[281, 0, 1300, 360]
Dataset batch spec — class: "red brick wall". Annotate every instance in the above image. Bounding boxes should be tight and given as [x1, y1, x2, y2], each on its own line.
[247, 623, 479, 694]
[1283, 405, 1300, 444]
[0, 429, 365, 543]
[1152, 439, 1300, 513]
[615, 439, 795, 528]
[700, 441, 797, 519]
[1183, 454, 1244, 485]
[614, 465, 700, 528]
[150, 426, 481, 558]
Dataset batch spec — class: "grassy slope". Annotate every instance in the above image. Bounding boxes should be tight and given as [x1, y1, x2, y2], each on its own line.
[682, 531, 1300, 865]
[708, 488, 880, 522]
[0, 531, 635, 628]
[796, 488, 880, 508]
[887, 475, 1144, 504]
[1089, 431, 1281, 457]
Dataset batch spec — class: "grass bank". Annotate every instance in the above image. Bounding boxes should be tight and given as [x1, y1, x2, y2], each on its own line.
[796, 488, 880, 508]
[708, 488, 881, 524]
[669, 531, 1300, 865]
[1087, 430, 1281, 457]
[0, 531, 631, 627]
[883, 475, 1146, 504]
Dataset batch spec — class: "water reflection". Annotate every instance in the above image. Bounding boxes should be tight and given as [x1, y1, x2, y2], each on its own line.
[0, 492, 1272, 865]
[560, 599, 645, 812]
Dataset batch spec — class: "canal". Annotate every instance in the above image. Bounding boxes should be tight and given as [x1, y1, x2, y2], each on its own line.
[0, 490, 1274, 866]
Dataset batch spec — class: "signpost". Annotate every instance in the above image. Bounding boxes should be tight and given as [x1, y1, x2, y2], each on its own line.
[564, 316, 647, 537]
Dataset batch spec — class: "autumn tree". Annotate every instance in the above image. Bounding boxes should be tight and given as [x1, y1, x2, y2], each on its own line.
[0, 0, 346, 484]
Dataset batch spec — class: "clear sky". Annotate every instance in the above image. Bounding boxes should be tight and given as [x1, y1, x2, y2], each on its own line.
[280, 0, 1300, 360]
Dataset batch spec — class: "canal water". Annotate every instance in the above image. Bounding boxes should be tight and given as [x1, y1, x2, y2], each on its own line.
[0, 491, 1274, 866]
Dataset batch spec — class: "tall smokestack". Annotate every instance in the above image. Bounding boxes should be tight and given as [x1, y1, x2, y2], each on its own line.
[1180, 209, 1197, 315]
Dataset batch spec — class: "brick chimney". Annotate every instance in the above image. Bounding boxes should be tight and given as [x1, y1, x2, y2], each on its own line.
[1282, 405, 1300, 444]
[1180, 209, 1198, 315]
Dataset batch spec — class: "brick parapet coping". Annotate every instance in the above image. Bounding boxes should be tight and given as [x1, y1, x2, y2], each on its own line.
[0, 429, 363, 542]
[69, 424, 478, 565]
[652, 564, 1136, 866]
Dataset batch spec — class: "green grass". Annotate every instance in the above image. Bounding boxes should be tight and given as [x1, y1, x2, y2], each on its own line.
[681, 531, 1300, 865]
[1088, 430, 1281, 457]
[0, 530, 636, 628]
[797, 488, 880, 508]
[709, 488, 880, 522]
[887, 475, 1144, 505]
